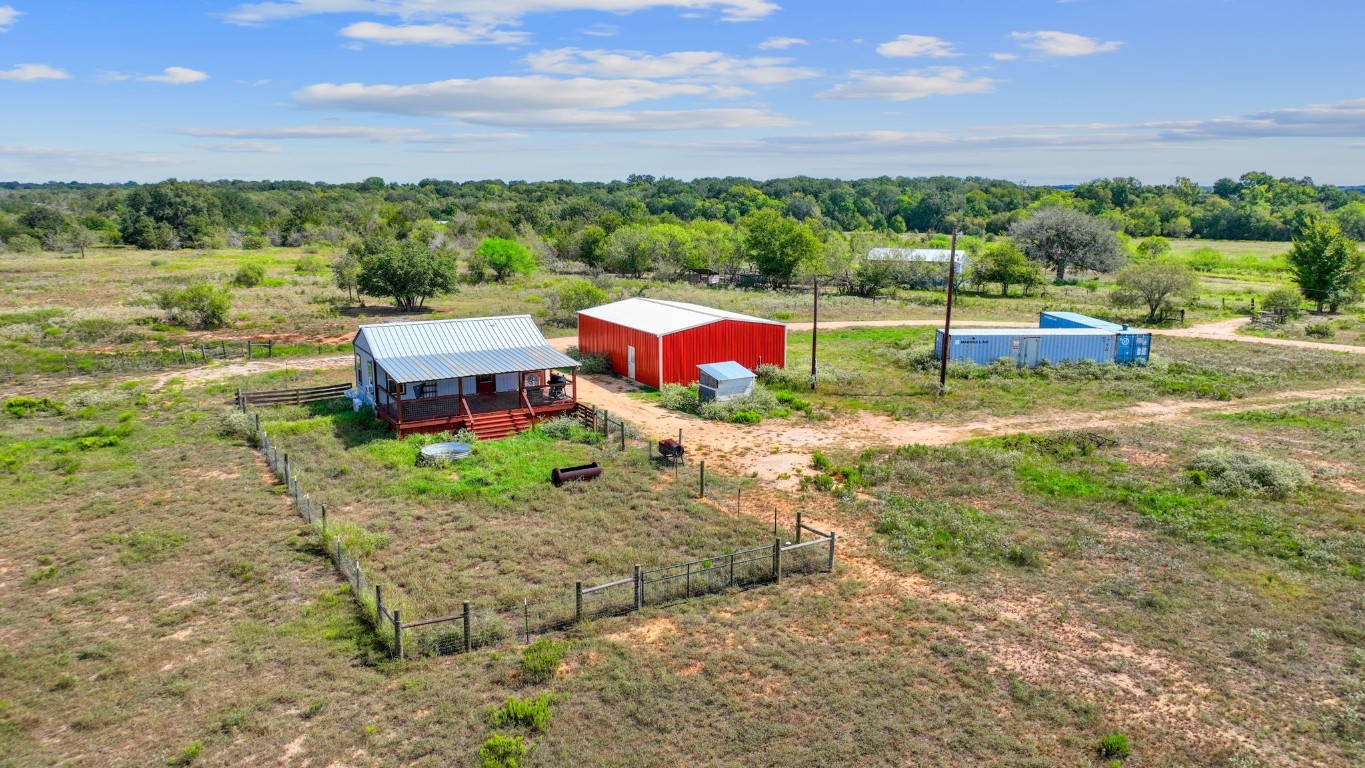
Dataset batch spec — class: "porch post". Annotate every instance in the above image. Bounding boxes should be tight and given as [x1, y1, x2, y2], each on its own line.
[572, 368, 578, 404]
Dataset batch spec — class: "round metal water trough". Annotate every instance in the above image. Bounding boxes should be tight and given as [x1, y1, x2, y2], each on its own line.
[551, 462, 602, 486]
[419, 442, 472, 465]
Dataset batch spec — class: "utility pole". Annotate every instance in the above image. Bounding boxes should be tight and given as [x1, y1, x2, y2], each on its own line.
[810, 276, 820, 391]
[937, 231, 961, 395]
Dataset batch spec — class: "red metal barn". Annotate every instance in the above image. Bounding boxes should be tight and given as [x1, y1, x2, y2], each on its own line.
[577, 298, 787, 389]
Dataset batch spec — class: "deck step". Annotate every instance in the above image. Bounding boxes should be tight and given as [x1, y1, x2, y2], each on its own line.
[467, 410, 531, 440]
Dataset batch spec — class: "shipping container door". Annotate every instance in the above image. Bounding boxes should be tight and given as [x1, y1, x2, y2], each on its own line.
[1115, 334, 1133, 363]
[1021, 337, 1041, 367]
[1135, 334, 1150, 363]
[627, 345, 636, 380]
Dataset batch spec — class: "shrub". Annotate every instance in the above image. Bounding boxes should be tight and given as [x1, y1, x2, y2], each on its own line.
[698, 386, 782, 423]
[727, 410, 762, 424]
[218, 409, 256, 443]
[241, 233, 268, 250]
[232, 263, 266, 288]
[295, 254, 327, 274]
[5, 396, 61, 417]
[1263, 287, 1302, 317]
[1304, 322, 1336, 339]
[564, 346, 612, 374]
[658, 383, 701, 415]
[153, 282, 233, 329]
[1187, 449, 1309, 498]
[520, 638, 568, 683]
[538, 416, 603, 445]
[1098, 732, 1131, 759]
[478, 734, 527, 768]
[489, 693, 553, 732]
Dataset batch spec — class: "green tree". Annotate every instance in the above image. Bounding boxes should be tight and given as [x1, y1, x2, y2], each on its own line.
[1009, 207, 1127, 281]
[64, 225, 97, 258]
[331, 249, 361, 303]
[970, 241, 1046, 296]
[1135, 236, 1172, 259]
[602, 224, 654, 277]
[564, 225, 607, 268]
[548, 279, 608, 325]
[357, 240, 459, 310]
[20, 205, 67, 239]
[1287, 215, 1364, 313]
[119, 180, 222, 249]
[740, 209, 821, 287]
[1111, 260, 1200, 321]
[1336, 201, 1365, 240]
[1262, 286, 1303, 317]
[476, 237, 537, 282]
[154, 283, 233, 329]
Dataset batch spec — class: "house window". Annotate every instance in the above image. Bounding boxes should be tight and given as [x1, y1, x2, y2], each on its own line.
[412, 381, 436, 399]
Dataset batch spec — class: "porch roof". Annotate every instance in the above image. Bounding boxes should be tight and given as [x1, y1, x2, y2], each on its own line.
[379, 346, 579, 384]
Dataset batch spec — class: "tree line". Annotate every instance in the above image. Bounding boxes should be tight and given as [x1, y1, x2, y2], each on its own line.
[3, 172, 1365, 258]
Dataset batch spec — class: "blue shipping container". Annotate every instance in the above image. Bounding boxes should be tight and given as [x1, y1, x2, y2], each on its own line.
[935, 328, 1117, 367]
[1039, 311, 1151, 364]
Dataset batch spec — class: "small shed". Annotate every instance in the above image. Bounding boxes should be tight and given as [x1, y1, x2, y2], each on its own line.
[577, 298, 786, 389]
[935, 327, 1117, 368]
[697, 361, 756, 402]
[1039, 311, 1152, 364]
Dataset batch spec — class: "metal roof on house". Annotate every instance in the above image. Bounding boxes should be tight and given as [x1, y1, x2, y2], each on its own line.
[354, 315, 578, 383]
[577, 298, 785, 336]
[866, 248, 968, 263]
[697, 361, 755, 382]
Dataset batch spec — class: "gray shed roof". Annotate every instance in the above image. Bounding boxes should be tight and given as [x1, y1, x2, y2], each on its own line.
[697, 361, 755, 382]
[354, 315, 578, 383]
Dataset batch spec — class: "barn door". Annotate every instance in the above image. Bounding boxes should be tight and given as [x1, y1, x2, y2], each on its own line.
[627, 345, 636, 380]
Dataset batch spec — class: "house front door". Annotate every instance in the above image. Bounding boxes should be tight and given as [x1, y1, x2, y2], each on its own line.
[476, 374, 496, 395]
[627, 345, 636, 380]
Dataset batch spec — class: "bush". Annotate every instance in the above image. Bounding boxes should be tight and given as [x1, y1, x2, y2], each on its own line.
[295, 254, 327, 274]
[1098, 732, 1131, 760]
[1263, 287, 1302, 317]
[218, 409, 255, 442]
[563, 346, 612, 374]
[479, 734, 527, 768]
[1187, 449, 1309, 498]
[489, 693, 553, 732]
[232, 263, 266, 288]
[658, 383, 701, 415]
[5, 396, 61, 417]
[153, 282, 233, 329]
[538, 416, 603, 445]
[241, 233, 268, 250]
[727, 410, 762, 424]
[698, 386, 782, 423]
[1305, 322, 1336, 338]
[520, 638, 568, 684]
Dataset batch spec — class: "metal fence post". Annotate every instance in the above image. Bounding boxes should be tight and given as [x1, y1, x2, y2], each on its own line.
[375, 584, 384, 620]
[463, 601, 472, 653]
[619, 421, 625, 451]
[828, 531, 837, 572]
[728, 552, 735, 587]
[321, 504, 327, 533]
[634, 565, 643, 610]
[283, 453, 290, 485]
[796, 511, 802, 543]
[393, 610, 403, 659]
[574, 581, 583, 623]
[699, 460, 706, 498]
[773, 539, 782, 584]
[523, 599, 530, 644]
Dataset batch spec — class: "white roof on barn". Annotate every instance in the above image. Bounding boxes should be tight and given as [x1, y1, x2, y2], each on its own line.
[354, 315, 578, 384]
[866, 248, 968, 263]
[577, 298, 785, 336]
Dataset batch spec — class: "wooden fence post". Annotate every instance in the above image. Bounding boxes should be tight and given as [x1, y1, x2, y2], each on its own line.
[828, 531, 837, 572]
[320, 504, 327, 533]
[462, 601, 472, 653]
[393, 610, 403, 659]
[375, 584, 383, 620]
[575, 581, 583, 623]
[619, 421, 625, 451]
[634, 565, 643, 610]
[699, 461, 706, 498]
[773, 539, 782, 584]
[283, 453, 290, 485]
[523, 599, 530, 644]
[796, 511, 802, 543]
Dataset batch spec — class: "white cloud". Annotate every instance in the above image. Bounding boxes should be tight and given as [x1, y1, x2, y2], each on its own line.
[0, 63, 71, 81]
[224, 0, 779, 25]
[758, 36, 805, 50]
[524, 48, 818, 85]
[876, 34, 957, 58]
[990, 52, 1019, 61]
[580, 23, 618, 37]
[1010, 31, 1123, 57]
[293, 75, 713, 116]
[190, 141, 284, 153]
[444, 107, 795, 131]
[176, 125, 527, 143]
[0, 5, 22, 32]
[141, 66, 210, 84]
[817, 67, 996, 101]
[340, 20, 528, 46]
[0, 145, 178, 168]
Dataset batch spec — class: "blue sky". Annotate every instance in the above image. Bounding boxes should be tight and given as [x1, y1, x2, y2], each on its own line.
[1, 0, 1363, 184]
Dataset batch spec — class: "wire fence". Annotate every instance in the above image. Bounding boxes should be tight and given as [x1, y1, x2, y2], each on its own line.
[0, 338, 284, 382]
[242, 388, 836, 661]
